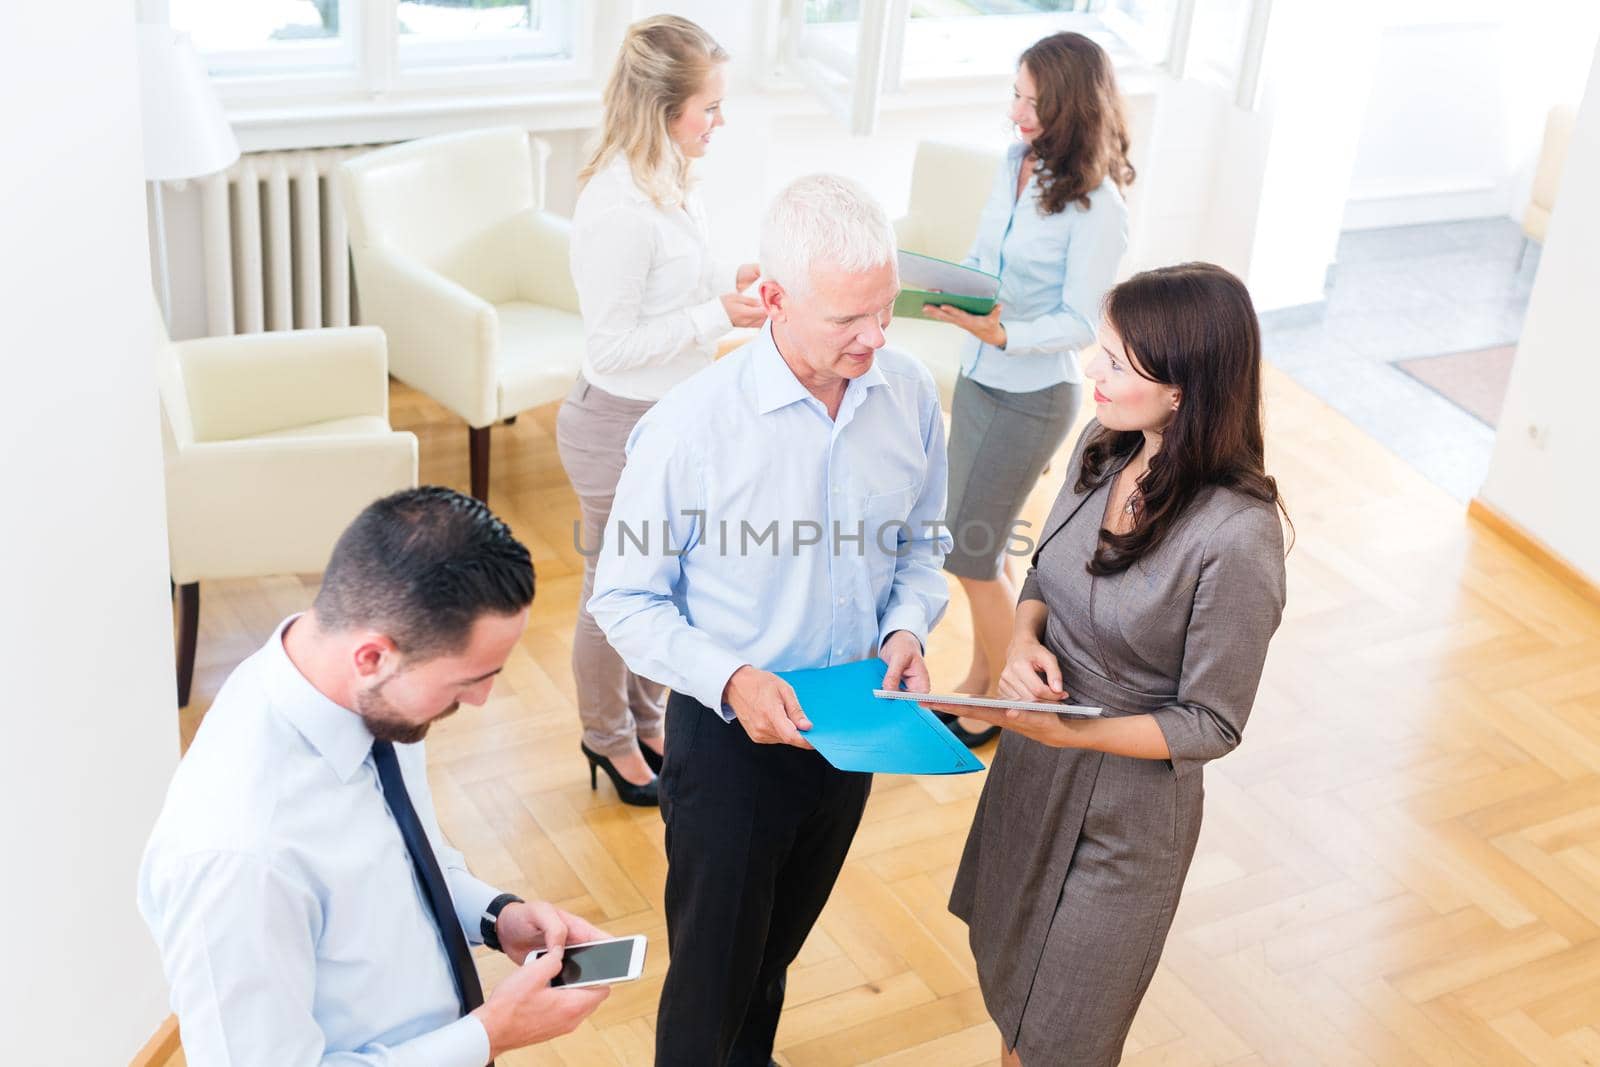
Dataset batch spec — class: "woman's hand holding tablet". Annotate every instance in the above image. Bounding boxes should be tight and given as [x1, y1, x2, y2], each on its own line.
[873, 689, 1102, 717]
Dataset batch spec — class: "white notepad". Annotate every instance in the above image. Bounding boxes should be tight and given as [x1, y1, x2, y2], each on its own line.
[873, 689, 1103, 718]
[893, 250, 1001, 320]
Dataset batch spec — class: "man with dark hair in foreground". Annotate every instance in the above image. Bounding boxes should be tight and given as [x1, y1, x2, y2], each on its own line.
[140, 487, 609, 1066]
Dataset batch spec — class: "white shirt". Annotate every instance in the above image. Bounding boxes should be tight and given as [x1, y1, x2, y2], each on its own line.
[568, 155, 733, 401]
[589, 324, 952, 713]
[960, 144, 1128, 392]
[138, 617, 501, 1067]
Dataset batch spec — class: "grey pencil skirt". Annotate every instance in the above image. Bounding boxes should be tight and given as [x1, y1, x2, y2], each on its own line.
[943, 372, 1081, 580]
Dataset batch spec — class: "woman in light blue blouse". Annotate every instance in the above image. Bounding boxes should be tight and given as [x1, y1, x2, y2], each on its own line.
[924, 31, 1134, 745]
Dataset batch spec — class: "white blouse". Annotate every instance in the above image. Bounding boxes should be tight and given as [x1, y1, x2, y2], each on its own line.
[569, 155, 732, 402]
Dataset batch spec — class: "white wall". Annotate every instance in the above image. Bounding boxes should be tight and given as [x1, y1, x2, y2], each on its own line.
[0, 5, 180, 1062]
[1478, 36, 1600, 583]
[1212, 0, 1599, 310]
[1343, 0, 1600, 230]
[1237, 2, 1382, 310]
[1178, 0, 1600, 312]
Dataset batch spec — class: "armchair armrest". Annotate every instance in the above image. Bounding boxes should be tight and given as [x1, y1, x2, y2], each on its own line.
[165, 431, 418, 582]
[351, 246, 499, 427]
[509, 209, 580, 315]
[175, 327, 389, 443]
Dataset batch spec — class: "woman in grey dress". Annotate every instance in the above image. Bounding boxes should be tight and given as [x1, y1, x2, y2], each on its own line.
[939, 263, 1290, 1066]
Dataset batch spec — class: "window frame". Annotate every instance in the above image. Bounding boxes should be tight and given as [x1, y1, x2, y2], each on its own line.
[395, 0, 579, 72]
[163, 0, 592, 109]
[163, 0, 357, 83]
[780, 0, 1270, 134]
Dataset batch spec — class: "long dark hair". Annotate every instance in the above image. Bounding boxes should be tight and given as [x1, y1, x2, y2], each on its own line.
[1078, 263, 1289, 575]
[1019, 31, 1136, 216]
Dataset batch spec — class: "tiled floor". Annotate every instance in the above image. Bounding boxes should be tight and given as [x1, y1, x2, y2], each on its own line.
[1259, 217, 1538, 501]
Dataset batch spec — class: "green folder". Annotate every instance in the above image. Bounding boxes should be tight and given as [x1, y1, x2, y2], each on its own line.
[893, 249, 1000, 321]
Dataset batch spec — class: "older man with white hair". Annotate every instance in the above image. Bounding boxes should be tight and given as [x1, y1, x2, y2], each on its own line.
[588, 173, 951, 1066]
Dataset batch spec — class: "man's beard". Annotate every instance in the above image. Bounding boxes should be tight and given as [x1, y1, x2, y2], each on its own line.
[356, 680, 459, 745]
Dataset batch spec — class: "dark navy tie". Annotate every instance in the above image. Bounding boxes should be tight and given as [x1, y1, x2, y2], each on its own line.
[371, 739, 486, 1017]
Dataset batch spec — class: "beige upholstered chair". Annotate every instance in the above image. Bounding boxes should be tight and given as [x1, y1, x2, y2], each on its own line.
[890, 140, 1004, 409]
[1522, 105, 1577, 256]
[338, 127, 583, 502]
[156, 311, 418, 706]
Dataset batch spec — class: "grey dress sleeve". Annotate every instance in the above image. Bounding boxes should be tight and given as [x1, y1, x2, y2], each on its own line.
[1151, 502, 1287, 778]
[1019, 563, 1047, 605]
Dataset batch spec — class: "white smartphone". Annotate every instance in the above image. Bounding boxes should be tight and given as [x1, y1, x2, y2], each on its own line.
[529, 935, 647, 988]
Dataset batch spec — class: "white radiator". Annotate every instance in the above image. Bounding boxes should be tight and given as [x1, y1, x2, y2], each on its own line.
[188, 146, 376, 336]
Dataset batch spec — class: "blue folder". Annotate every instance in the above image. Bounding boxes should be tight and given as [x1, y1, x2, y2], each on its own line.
[776, 658, 985, 775]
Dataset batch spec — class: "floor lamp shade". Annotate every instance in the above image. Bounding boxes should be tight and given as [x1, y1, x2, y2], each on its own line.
[137, 25, 238, 329]
[136, 26, 238, 182]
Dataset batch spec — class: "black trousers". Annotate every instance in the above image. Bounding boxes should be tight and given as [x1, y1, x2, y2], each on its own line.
[654, 691, 873, 1067]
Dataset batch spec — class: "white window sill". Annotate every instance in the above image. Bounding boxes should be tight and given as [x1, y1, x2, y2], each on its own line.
[224, 68, 1165, 156]
[227, 87, 604, 153]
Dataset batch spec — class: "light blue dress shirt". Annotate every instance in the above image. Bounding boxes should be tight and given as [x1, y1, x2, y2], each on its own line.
[138, 617, 501, 1067]
[588, 323, 952, 715]
[961, 142, 1129, 393]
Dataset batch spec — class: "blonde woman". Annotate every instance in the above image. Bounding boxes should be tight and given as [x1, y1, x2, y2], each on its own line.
[561, 15, 762, 806]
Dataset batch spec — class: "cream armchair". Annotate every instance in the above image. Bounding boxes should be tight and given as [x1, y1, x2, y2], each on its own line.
[157, 314, 418, 706]
[338, 127, 583, 503]
[890, 141, 1004, 410]
[1522, 104, 1576, 262]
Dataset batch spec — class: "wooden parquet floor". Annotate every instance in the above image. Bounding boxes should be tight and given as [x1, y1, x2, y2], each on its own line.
[173, 364, 1600, 1066]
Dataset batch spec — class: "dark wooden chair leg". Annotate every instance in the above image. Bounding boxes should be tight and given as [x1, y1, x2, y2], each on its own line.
[469, 425, 491, 502]
[175, 582, 199, 707]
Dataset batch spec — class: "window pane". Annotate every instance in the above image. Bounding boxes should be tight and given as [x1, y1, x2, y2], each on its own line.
[804, 1, 1103, 22]
[170, 0, 341, 53]
[794, 0, 1177, 90]
[909, 1, 1100, 14]
[398, 0, 574, 66]
[897, 5, 1121, 79]
[1103, 0, 1179, 66]
[1107, 0, 1173, 31]
[399, 0, 536, 37]
[805, 1, 863, 23]
[1186, 0, 1255, 93]
[797, 0, 864, 78]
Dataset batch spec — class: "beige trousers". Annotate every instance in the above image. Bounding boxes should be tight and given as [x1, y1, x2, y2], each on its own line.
[554, 377, 668, 760]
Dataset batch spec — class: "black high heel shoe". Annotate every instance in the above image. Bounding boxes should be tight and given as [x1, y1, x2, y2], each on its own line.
[640, 741, 664, 775]
[934, 711, 1001, 749]
[581, 743, 659, 807]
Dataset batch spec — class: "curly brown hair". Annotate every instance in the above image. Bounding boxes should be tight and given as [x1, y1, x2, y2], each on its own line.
[1019, 31, 1136, 216]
